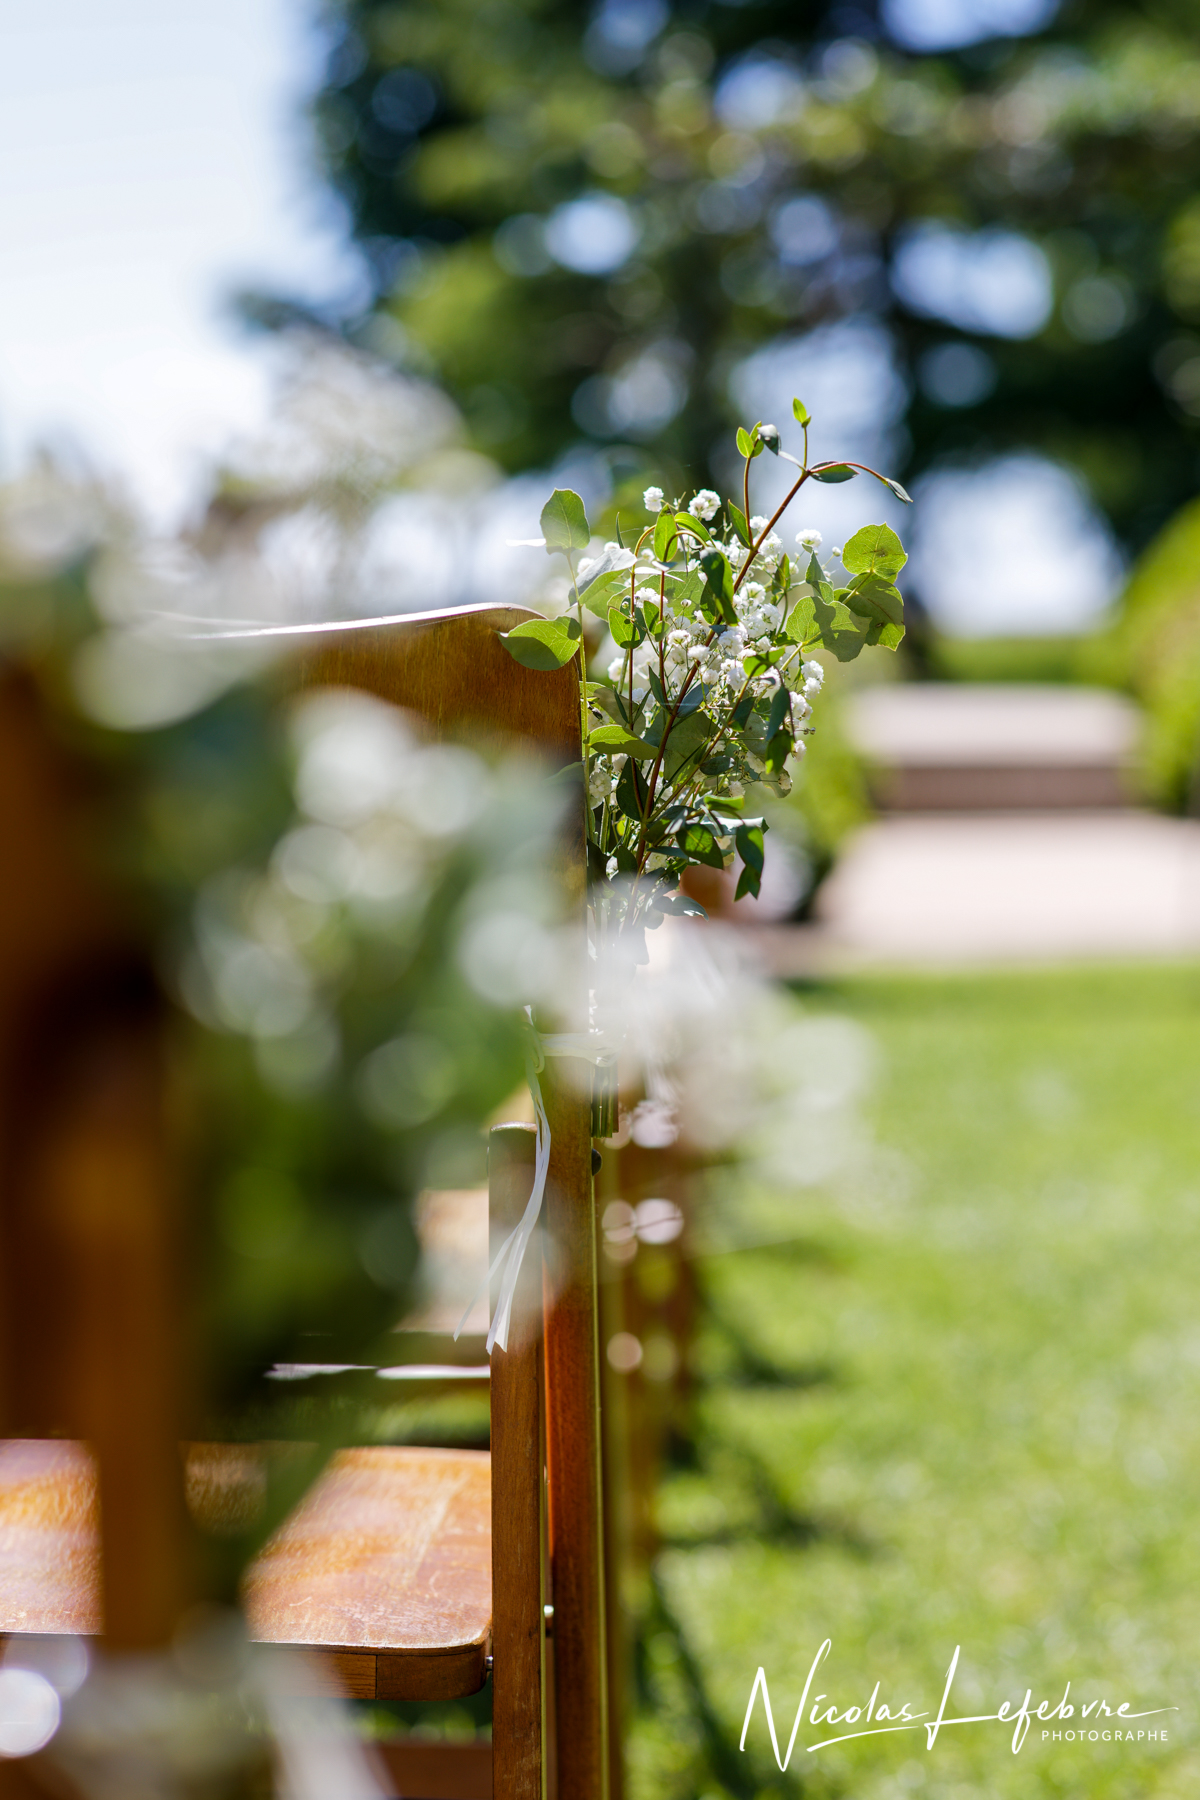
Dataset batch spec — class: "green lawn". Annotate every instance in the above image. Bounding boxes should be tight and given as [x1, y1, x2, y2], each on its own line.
[629, 965, 1200, 1800]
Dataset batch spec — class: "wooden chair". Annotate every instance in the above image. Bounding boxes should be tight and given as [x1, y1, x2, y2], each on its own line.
[0, 604, 611, 1800]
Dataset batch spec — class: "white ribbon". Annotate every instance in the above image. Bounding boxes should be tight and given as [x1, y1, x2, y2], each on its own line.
[455, 1012, 616, 1355]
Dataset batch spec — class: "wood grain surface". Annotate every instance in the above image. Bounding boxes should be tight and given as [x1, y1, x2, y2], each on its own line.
[288, 604, 580, 765]
[0, 1439, 100, 1635]
[488, 1124, 545, 1800]
[543, 1062, 609, 1800]
[244, 1445, 491, 1690]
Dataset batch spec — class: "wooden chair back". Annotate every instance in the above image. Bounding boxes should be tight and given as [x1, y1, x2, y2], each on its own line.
[0, 602, 609, 1800]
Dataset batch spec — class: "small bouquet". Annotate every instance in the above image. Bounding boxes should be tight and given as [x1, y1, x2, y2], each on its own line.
[501, 399, 912, 958]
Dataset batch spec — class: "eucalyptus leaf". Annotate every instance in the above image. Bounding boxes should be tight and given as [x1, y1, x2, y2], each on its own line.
[540, 488, 590, 553]
[842, 522, 907, 581]
[653, 510, 678, 563]
[736, 426, 754, 457]
[735, 820, 765, 875]
[727, 504, 751, 547]
[767, 684, 790, 738]
[810, 592, 871, 662]
[735, 863, 761, 901]
[663, 706, 714, 781]
[812, 463, 856, 484]
[608, 605, 646, 648]
[784, 592, 817, 644]
[589, 724, 657, 758]
[843, 570, 904, 627]
[868, 618, 906, 651]
[498, 616, 581, 670]
[676, 821, 726, 870]
[676, 511, 711, 542]
[655, 890, 708, 919]
[792, 397, 811, 425]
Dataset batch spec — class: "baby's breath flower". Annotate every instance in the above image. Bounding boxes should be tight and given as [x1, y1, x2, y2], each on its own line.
[643, 486, 665, 511]
[795, 528, 823, 552]
[688, 489, 720, 522]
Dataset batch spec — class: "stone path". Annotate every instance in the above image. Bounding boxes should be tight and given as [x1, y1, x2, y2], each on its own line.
[755, 683, 1200, 970]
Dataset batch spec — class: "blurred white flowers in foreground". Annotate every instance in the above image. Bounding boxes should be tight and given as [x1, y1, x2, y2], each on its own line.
[613, 916, 903, 1246]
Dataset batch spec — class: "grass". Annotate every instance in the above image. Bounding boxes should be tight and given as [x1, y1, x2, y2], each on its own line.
[628, 964, 1200, 1800]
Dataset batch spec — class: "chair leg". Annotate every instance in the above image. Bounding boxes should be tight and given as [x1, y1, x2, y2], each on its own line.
[489, 1125, 546, 1800]
[541, 1067, 609, 1800]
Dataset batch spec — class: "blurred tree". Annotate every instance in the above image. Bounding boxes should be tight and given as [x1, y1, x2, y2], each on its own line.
[296, 0, 1200, 555]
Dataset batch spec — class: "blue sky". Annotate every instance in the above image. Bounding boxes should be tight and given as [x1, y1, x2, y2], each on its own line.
[0, 0, 361, 521]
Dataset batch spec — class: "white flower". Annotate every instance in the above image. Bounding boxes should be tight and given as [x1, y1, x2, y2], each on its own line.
[687, 644, 709, 664]
[790, 738, 807, 760]
[802, 678, 821, 703]
[795, 528, 823, 552]
[607, 656, 627, 683]
[643, 486, 666, 511]
[801, 658, 824, 685]
[831, 545, 844, 562]
[689, 489, 720, 522]
[792, 695, 812, 721]
[635, 584, 659, 606]
[589, 764, 614, 802]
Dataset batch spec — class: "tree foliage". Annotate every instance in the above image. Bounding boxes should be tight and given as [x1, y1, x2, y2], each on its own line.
[304, 0, 1200, 555]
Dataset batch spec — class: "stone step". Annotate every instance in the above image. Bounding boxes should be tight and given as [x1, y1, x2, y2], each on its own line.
[843, 683, 1140, 811]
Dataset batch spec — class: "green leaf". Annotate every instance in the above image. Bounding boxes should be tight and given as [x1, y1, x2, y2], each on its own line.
[812, 464, 856, 484]
[736, 426, 754, 457]
[784, 592, 817, 644]
[763, 729, 792, 775]
[655, 890, 708, 918]
[843, 570, 904, 627]
[869, 619, 906, 651]
[699, 548, 736, 625]
[663, 706, 714, 781]
[642, 598, 662, 636]
[608, 605, 646, 648]
[735, 820, 765, 875]
[676, 510, 712, 543]
[766, 684, 790, 738]
[842, 522, 907, 581]
[735, 863, 761, 901]
[878, 474, 913, 504]
[616, 755, 649, 821]
[806, 550, 833, 596]
[810, 592, 871, 663]
[677, 822, 726, 870]
[498, 616, 581, 670]
[727, 504, 751, 547]
[540, 488, 590, 553]
[792, 397, 811, 426]
[589, 724, 657, 758]
[653, 509, 679, 563]
[579, 570, 627, 616]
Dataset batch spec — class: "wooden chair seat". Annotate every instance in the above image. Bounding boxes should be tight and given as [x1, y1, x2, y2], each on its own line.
[0, 1439, 492, 1701]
